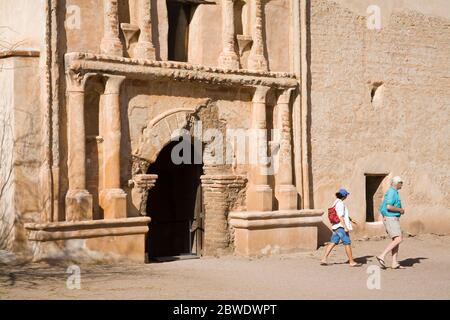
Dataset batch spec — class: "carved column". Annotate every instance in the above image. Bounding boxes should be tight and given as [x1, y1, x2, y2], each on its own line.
[218, 0, 240, 69]
[135, 0, 156, 60]
[275, 89, 297, 210]
[246, 86, 273, 211]
[100, 75, 127, 219]
[201, 174, 246, 255]
[248, 0, 268, 71]
[100, 0, 123, 56]
[65, 72, 95, 221]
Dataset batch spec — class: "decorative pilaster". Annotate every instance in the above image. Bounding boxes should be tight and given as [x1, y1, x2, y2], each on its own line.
[246, 86, 273, 211]
[100, 0, 123, 56]
[218, 0, 240, 69]
[247, 0, 268, 71]
[134, 0, 156, 60]
[275, 89, 297, 210]
[99, 75, 127, 219]
[201, 174, 247, 255]
[65, 72, 95, 221]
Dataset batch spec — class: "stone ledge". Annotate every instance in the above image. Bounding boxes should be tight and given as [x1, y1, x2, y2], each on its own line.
[229, 209, 324, 230]
[0, 50, 40, 59]
[229, 210, 324, 256]
[65, 52, 299, 89]
[25, 217, 151, 242]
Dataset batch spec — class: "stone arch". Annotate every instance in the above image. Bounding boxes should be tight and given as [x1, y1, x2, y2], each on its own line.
[134, 98, 211, 165]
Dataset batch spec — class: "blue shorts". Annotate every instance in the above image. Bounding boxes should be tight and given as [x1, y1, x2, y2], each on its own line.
[331, 227, 351, 245]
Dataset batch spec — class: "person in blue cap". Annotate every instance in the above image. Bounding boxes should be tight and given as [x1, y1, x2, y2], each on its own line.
[320, 188, 361, 267]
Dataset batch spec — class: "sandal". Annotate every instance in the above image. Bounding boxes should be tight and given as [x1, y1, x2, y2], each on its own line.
[392, 264, 406, 269]
[376, 256, 386, 269]
[349, 262, 362, 267]
[320, 261, 329, 266]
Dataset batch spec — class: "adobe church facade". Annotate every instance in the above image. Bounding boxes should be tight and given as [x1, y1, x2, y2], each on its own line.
[0, 0, 449, 262]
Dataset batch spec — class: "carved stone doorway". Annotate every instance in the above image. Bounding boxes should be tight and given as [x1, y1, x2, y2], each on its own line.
[145, 141, 203, 259]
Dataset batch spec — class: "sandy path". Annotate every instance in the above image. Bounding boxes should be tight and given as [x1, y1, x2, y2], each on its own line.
[1, 234, 449, 300]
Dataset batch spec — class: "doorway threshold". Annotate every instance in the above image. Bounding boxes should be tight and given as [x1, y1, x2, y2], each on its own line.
[151, 254, 200, 263]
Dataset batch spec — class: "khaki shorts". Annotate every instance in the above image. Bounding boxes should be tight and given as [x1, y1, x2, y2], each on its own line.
[383, 216, 402, 238]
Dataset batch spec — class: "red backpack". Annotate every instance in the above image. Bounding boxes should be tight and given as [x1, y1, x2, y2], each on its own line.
[328, 203, 340, 224]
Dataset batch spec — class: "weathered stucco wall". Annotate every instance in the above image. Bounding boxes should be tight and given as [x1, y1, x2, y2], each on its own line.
[0, 59, 16, 251]
[309, 0, 450, 240]
[0, 57, 42, 252]
[0, 0, 44, 52]
[65, 0, 104, 54]
[188, 3, 222, 67]
[11, 57, 43, 249]
[265, 0, 290, 72]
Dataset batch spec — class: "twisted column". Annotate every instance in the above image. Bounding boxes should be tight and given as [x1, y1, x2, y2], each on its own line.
[246, 86, 273, 211]
[65, 72, 95, 221]
[218, 0, 240, 69]
[100, 75, 127, 219]
[135, 0, 156, 60]
[275, 89, 297, 210]
[100, 0, 123, 56]
[248, 0, 268, 71]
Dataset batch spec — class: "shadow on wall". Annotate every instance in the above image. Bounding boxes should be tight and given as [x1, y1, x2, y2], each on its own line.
[317, 221, 332, 246]
[305, 0, 314, 208]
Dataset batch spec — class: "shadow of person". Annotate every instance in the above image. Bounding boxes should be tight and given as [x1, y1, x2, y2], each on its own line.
[336, 255, 374, 265]
[399, 257, 428, 267]
[354, 255, 374, 265]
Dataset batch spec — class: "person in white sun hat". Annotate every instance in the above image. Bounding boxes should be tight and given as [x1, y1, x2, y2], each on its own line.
[376, 176, 406, 270]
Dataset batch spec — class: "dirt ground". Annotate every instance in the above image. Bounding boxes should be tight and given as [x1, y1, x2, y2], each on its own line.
[1, 233, 449, 300]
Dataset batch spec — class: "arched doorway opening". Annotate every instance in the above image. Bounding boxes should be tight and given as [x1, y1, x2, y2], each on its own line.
[145, 140, 203, 259]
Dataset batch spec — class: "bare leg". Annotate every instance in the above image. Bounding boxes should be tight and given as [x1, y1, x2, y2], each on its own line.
[391, 243, 400, 267]
[344, 245, 357, 265]
[321, 243, 336, 264]
[379, 236, 403, 261]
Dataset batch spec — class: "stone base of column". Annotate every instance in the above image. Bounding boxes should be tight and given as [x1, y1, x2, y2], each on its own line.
[100, 189, 127, 219]
[246, 184, 273, 211]
[65, 189, 93, 221]
[248, 54, 268, 71]
[100, 38, 123, 56]
[275, 184, 298, 210]
[229, 209, 324, 256]
[218, 52, 240, 69]
[134, 41, 156, 60]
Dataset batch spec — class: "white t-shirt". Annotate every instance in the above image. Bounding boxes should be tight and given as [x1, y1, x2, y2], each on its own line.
[331, 199, 353, 231]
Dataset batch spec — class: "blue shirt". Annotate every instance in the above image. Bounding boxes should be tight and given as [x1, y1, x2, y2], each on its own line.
[379, 186, 402, 217]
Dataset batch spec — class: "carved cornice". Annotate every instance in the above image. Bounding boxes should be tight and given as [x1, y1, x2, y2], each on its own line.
[65, 52, 298, 89]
